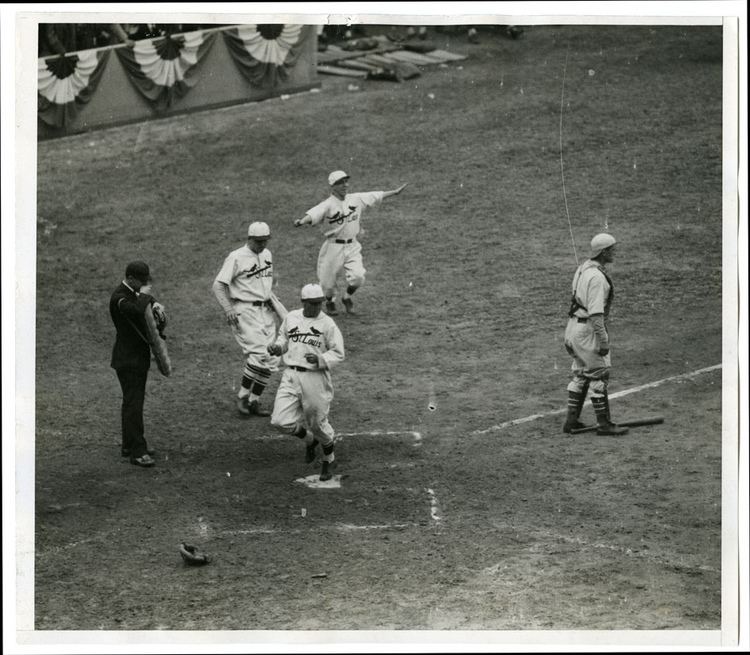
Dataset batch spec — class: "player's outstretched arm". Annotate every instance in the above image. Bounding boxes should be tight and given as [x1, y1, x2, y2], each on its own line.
[294, 214, 312, 227]
[383, 183, 408, 199]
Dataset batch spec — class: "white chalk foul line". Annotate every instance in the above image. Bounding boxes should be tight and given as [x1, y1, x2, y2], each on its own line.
[472, 364, 722, 435]
[336, 430, 422, 447]
[427, 488, 442, 522]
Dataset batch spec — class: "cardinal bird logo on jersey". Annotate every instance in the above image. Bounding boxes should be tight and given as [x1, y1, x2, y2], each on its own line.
[288, 324, 323, 347]
[327, 206, 357, 225]
[241, 261, 273, 279]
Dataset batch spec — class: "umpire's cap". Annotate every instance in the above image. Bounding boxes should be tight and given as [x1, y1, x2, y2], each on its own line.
[247, 221, 271, 238]
[590, 233, 617, 258]
[125, 261, 151, 283]
[328, 170, 349, 186]
[300, 283, 325, 302]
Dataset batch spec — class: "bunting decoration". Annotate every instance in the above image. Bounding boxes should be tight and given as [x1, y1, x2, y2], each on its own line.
[223, 24, 312, 88]
[115, 30, 217, 112]
[38, 49, 111, 129]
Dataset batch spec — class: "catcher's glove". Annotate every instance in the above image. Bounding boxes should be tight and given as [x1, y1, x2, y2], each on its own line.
[179, 543, 210, 566]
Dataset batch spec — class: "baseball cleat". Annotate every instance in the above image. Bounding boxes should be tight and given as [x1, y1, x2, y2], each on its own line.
[236, 396, 251, 416]
[130, 454, 155, 467]
[325, 300, 338, 315]
[563, 420, 587, 434]
[319, 461, 332, 481]
[247, 399, 271, 417]
[342, 297, 354, 314]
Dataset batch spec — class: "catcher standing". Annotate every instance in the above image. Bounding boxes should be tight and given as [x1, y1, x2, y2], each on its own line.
[267, 283, 345, 481]
[563, 233, 628, 436]
[212, 221, 281, 417]
[294, 170, 407, 315]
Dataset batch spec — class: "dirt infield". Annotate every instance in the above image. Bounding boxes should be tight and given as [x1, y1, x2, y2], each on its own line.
[32, 24, 725, 637]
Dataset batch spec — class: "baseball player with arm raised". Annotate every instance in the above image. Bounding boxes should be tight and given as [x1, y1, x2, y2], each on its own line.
[267, 283, 345, 481]
[294, 170, 407, 315]
[212, 221, 281, 417]
[563, 233, 628, 436]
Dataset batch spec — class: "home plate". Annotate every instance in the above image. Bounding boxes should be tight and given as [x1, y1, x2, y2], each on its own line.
[295, 474, 343, 489]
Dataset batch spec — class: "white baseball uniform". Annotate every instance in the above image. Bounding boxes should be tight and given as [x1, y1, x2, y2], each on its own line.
[564, 258, 613, 393]
[213, 244, 280, 396]
[270, 308, 345, 460]
[304, 191, 384, 298]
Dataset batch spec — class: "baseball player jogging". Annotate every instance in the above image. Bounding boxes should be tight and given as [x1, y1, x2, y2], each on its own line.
[267, 283, 345, 481]
[212, 221, 282, 417]
[294, 170, 408, 315]
[562, 233, 628, 436]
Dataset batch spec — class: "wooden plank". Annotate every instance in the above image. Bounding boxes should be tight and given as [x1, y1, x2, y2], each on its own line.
[425, 49, 468, 62]
[385, 50, 442, 65]
[336, 59, 381, 72]
[316, 64, 369, 78]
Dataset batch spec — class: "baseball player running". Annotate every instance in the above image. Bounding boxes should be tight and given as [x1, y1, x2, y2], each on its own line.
[294, 170, 407, 315]
[563, 233, 628, 436]
[267, 283, 345, 481]
[212, 221, 281, 417]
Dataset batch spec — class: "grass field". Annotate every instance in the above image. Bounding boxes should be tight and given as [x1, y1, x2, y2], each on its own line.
[31, 23, 726, 640]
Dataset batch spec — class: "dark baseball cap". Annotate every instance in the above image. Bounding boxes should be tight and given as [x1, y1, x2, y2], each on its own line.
[125, 261, 151, 283]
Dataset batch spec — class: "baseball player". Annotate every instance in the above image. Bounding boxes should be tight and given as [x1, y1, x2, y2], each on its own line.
[212, 221, 281, 417]
[563, 233, 628, 436]
[294, 170, 408, 315]
[267, 283, 345, 481]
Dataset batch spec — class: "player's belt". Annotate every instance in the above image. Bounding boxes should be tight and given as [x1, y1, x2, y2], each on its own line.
[333, 238, 353, 244]
[240, 300, 271, 307]
[575, 316, 588, 323]
[289, 365, 312, 372]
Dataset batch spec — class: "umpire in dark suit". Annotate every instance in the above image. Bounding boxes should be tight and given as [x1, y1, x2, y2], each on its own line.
[109, 261, 166, 467]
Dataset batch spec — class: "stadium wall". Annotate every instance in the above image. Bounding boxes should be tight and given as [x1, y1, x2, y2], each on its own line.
[38, 25, 320, 139]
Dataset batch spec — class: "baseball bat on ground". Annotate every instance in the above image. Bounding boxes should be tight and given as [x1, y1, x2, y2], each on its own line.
[569, 416, 664, 435]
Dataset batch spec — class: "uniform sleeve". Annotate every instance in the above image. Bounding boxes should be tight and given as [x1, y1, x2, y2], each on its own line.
[351, 191, 384, 210]
[584, 273, 609, 315]
[214, 254, 237, 286]
[305, 198, 331, 226]
[273, 316, 290, 350]
[319, 321, 345, 370]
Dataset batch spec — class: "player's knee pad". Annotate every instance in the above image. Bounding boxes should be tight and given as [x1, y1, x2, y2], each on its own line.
[567, 377, 587, 394]
[590, 378, 608, 397]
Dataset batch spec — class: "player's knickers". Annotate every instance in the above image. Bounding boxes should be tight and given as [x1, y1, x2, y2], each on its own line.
[233, 303, 280, 371]
[317, 240, 365, 292]
[564, 318, 611, 379]
[270, 367, 335, 445]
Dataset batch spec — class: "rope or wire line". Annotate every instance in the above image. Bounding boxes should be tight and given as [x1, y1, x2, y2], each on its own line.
[559, 45, 579, 266]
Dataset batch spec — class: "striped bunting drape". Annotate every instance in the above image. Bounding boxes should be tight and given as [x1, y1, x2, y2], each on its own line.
[222, 24, 312, 88]
[38, 49, 111, 128]
[115, 30, 217, 112]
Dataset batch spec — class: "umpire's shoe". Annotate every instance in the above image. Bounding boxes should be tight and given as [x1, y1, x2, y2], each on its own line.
[325, 300, 338, 316]
[247, 399, 271, 417]
[130, 453, 155, 467]
[342, 297, 354, 314]
[319, 461, 333, 481]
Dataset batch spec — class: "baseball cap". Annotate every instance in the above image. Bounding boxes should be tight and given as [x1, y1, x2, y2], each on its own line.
[247, 221, 271, 238]
[125, 260, 151, 283]
[590, 233, 617, 258]
[328, 170, 349, 186]
[300, 283, 325, 301]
